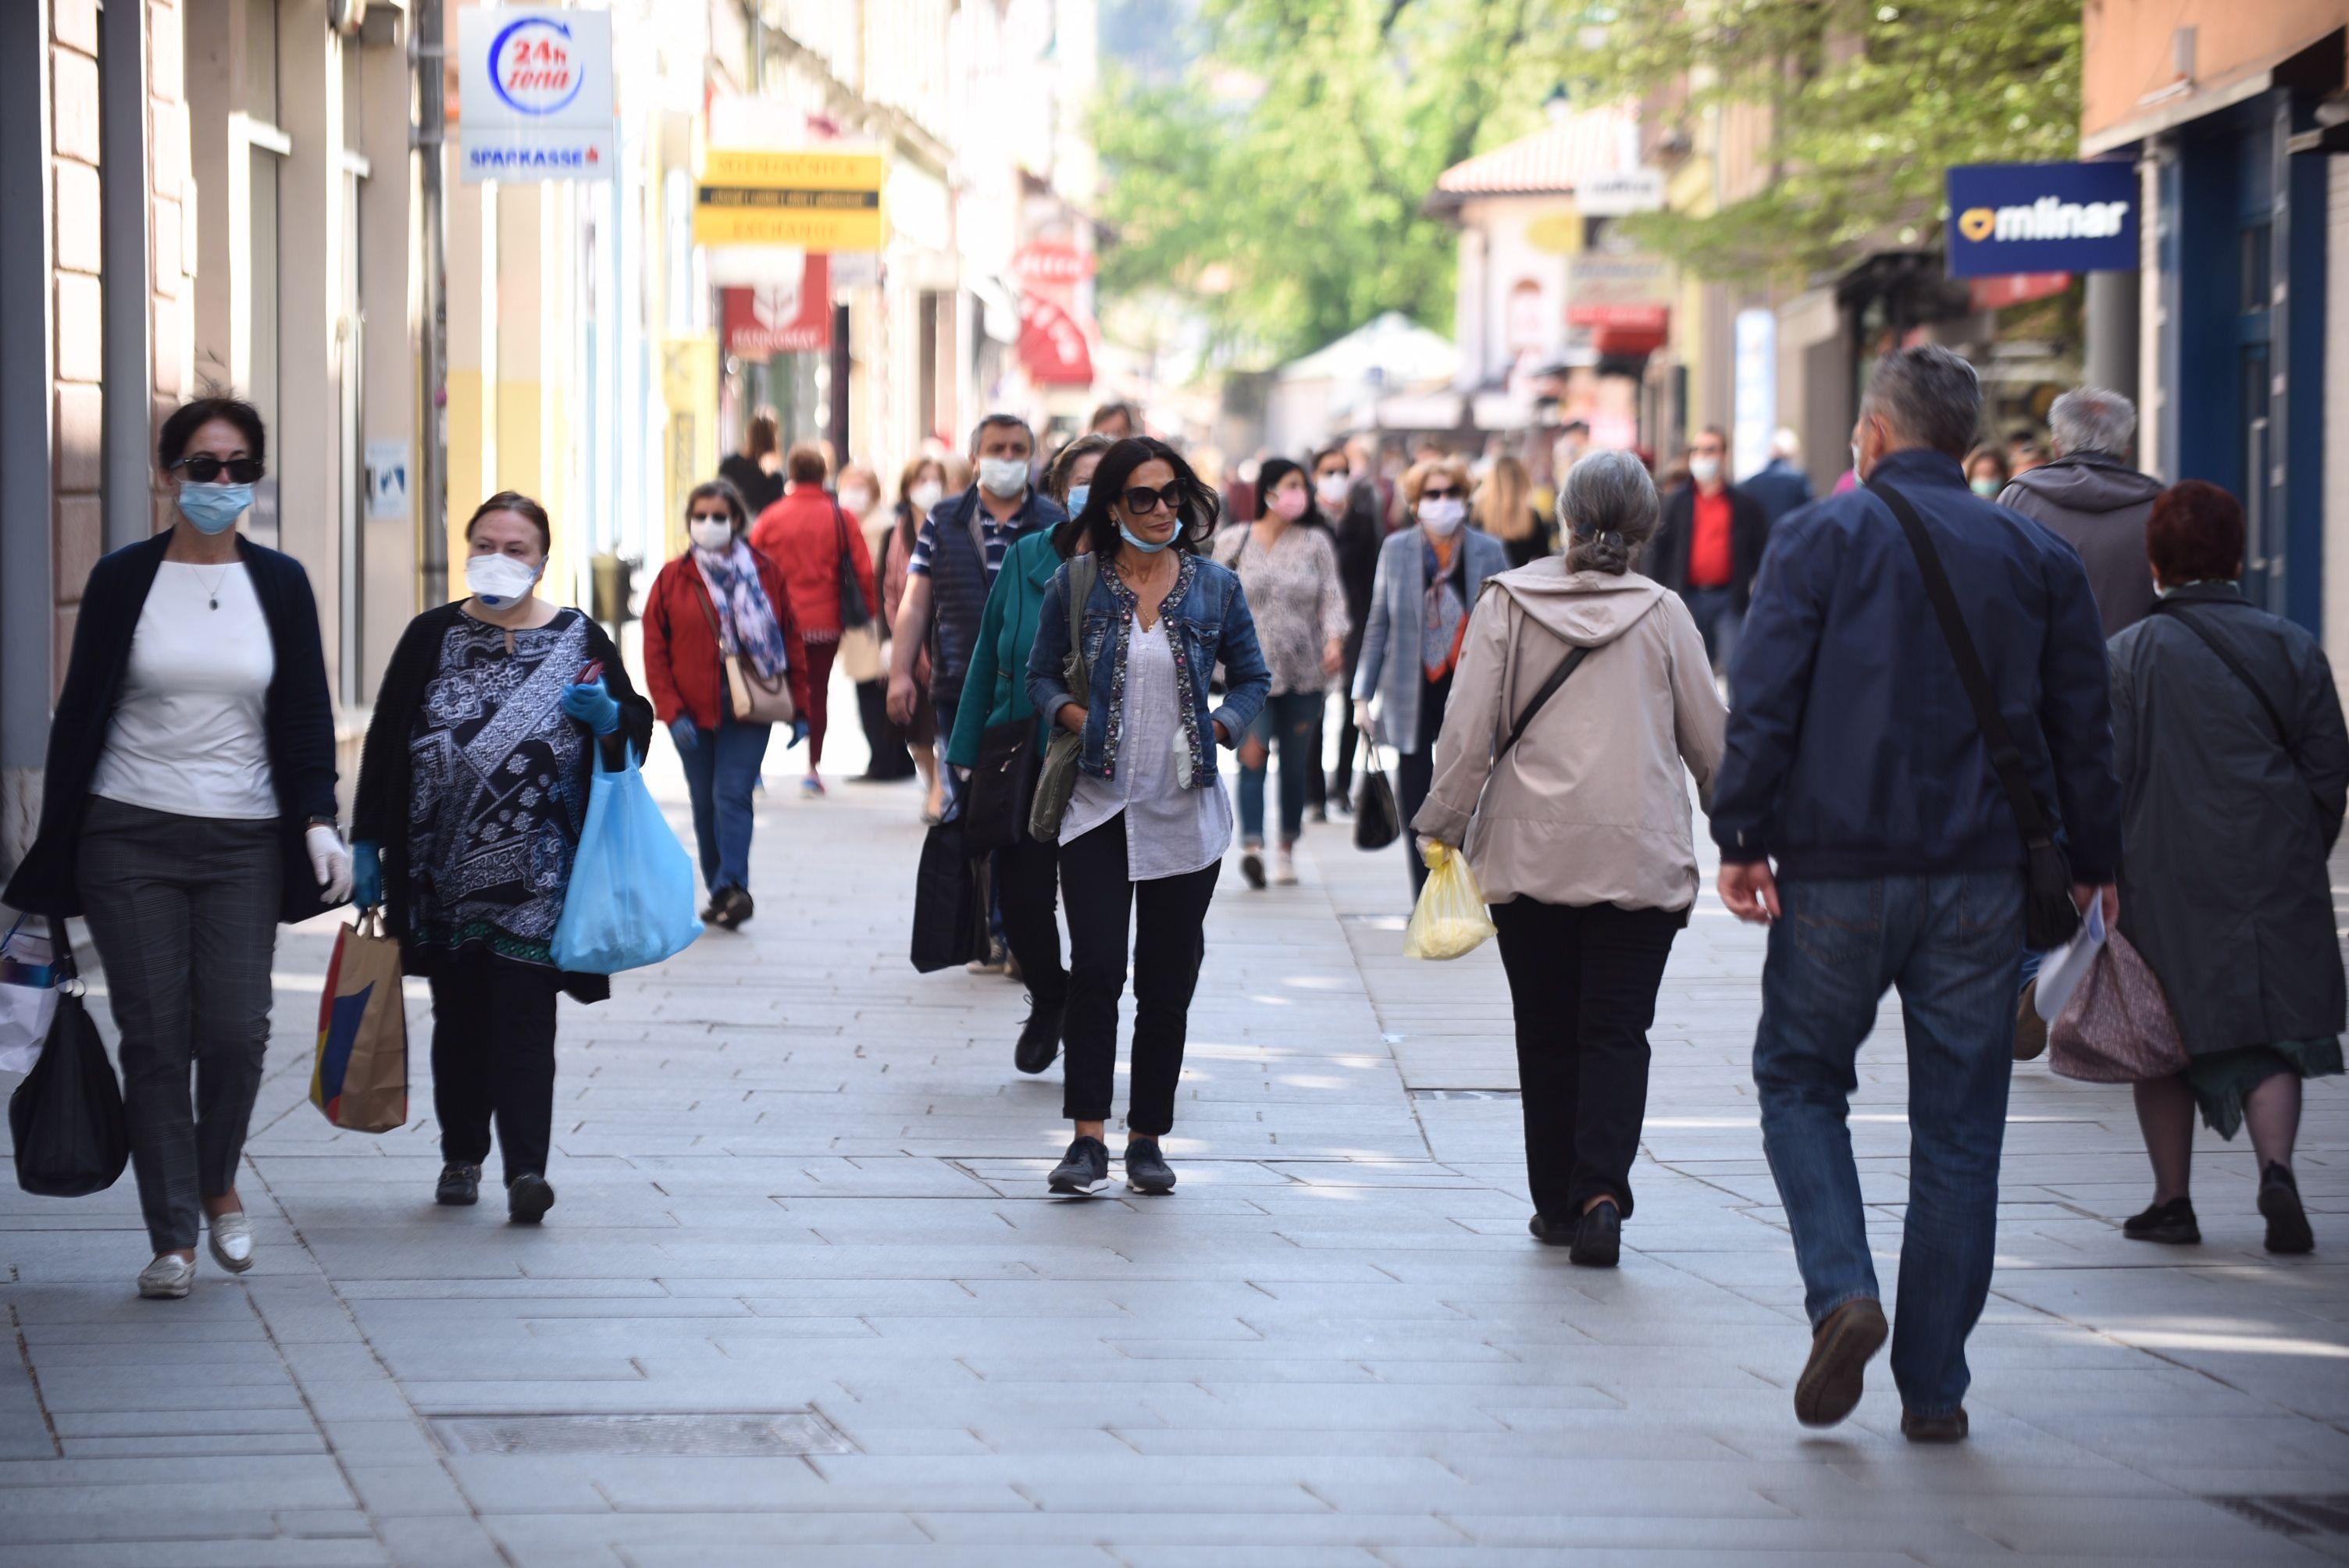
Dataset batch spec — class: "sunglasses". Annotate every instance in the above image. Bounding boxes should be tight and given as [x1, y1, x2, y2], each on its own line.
[1119, 483, 1185, 516]
[689, 510, 734, 525]
[1420, 486, 1461, 501]
[174, 455, 265, 485]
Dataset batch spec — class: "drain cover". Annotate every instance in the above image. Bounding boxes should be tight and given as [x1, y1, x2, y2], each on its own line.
[1409, 1088, 1520, 1100]
[2208, 1495, 2349, 1538]
[430, 1411, 851, 1458]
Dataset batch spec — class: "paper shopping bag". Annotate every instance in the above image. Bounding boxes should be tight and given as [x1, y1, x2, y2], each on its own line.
[311, 911, 409, 1133]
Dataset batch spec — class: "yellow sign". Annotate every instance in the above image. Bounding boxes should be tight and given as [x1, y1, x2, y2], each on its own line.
[1526, 212, 1584, 255]
[1958, 206, 1996, 242]
[693, 149, 888, 250]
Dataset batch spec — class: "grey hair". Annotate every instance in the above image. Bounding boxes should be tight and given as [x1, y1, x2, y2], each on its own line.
[1559, 449, 1660, 575]
[2048, 385, 2136, 458]
[1860, 344, 1983, 458]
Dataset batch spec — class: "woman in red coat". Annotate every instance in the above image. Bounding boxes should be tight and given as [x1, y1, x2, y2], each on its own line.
[748, 444, 879, 796]
[643, 479, 812, 929]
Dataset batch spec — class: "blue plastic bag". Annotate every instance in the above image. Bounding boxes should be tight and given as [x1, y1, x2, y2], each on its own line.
[550, 749, 704, 974]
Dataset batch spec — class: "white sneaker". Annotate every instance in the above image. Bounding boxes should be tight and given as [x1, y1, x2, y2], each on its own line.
[137, 1254, 194, 1299]
[207, 1212, 255, 1274]
[1272, 848, 1299, 886]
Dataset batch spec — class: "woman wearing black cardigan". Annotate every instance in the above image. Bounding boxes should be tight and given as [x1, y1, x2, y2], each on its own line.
[5, 397, 350, 1300]
[352, 491, 651, 1226]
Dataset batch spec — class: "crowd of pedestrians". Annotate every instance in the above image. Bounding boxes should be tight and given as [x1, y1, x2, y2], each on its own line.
[3, 355, 2340, 1456]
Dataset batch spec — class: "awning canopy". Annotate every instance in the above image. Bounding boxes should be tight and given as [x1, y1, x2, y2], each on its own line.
[1430, 107, 1641, 210]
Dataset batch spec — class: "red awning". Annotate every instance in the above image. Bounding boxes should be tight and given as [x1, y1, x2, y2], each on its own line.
[1018, 295, 1095, 387]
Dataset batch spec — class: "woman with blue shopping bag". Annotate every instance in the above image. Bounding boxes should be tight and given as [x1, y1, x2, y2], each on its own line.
[353, 493, 664, 1224]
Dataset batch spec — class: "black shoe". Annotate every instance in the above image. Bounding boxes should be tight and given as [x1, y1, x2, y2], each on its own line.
[1795, 1297, 1887, 1428]
[1125, 1139, 1177, 1195]
[2261, 1164, 2315, 1255]
[506, 1172, 556, 1224]
[720, 887, 754, 928]
[1014, 999, 1063, 1075]
[1240, 850, 1267, 890]
[1527, 1213, 1570, 1245]
[1902, 1407, 1969, 1444]
[2122, 1196, 2201, 1245]
[1047, 1136, 1110, 1196]
[435, 1162, 481, 1206]
[1567, 1200, 1621, 1267]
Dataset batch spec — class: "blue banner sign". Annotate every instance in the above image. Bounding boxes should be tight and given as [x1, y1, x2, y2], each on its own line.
[1945, 162, 2138, 278]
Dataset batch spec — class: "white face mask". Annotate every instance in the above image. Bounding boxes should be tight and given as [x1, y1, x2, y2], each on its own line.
[1316, 473, 1351, 506]
[1850, 440, 1865, 479]
[465, 553, 542, 608]
[690, 519, 734, 554]
[978, 457, 1029, 498]
[1418, 497, 1466, 535]
[909, 480, 945, 513]
[1688, 456, 1722, 486]
[839, 487, 874, 515]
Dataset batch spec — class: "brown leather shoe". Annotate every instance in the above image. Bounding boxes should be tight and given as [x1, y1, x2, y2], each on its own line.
[2013, 981, 2048, 1060]
[1902, 1407, 1969, 1443]
[1795, 1296, 1887, 1427]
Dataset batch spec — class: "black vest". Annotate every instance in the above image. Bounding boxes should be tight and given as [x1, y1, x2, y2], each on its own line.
[927, 490, 995, 706]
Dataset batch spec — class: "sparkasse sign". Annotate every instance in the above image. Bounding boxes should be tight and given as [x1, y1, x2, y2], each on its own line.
[1944, 162, 2137, 278]
[457, 7, 615, 184]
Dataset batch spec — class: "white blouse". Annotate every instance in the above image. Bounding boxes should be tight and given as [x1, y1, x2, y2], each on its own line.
[1060, 620, 1232, 879]
[89, 562, 279, 821]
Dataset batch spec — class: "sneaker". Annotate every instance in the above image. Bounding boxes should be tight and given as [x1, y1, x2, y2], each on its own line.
[137, 1254, 194, 1300]
[2261, 1164, 2315, 1255]
[206, 1212, 255, 1274]
[2013, 981, 2048, 1060]
[1240, 849, 1267, 890]
[1014, 998, 1063, 1075]
[1125, 1139, 1178, 1196]
[1271, 848, 1299, 886]
[1902, 1407, 1969, 1444]
[1047, 1135, 1110, 1196]
[1567, 1200, 1621, 1268]
[436, 1162, 482, 1207]
[1794, 1296, 1887, 1428]
[800, 775, 826, 798]
[506, 1172, 557, 1224]
[2122, 1196, 2199, 1245]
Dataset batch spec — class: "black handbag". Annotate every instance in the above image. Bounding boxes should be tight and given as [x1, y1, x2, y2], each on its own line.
[1873, 479, 2080, 950]
[1353, 736, 1401, 851]
[10, 921, 129, 1197]
[964, 715, 1039, 854]
[833, 500, 872, 631]
[910, 818, 990, 973]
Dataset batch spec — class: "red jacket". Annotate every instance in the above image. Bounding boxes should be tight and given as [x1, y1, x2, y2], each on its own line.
[748, 485, 879, 639]
[641, 549, 814, 732]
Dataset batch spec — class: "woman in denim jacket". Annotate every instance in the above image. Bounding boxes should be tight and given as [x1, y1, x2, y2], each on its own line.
[1027, 437, 1272, 1196]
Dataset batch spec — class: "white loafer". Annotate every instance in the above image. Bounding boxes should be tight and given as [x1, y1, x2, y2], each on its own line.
[137, 1254, 194, 1299]
[206, 1213, 255, 1274]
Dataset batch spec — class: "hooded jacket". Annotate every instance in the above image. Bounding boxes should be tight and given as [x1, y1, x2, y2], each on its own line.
[1998, 453, 2164, 637]
[1412, 561, 1726, 912]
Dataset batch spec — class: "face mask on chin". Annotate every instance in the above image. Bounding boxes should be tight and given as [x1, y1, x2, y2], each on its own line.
[465, 553, 542, 608]
[1117, 522, 1174, 554]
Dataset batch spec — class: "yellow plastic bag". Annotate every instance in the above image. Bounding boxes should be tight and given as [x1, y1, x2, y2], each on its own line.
[1402, 842, 1498, 960]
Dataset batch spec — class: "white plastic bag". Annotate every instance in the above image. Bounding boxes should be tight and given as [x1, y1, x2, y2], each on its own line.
[2033, 895, 2106, 1024]
[0, 914, 62, 1077]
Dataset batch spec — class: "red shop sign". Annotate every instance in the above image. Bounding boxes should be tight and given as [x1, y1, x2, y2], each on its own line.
[722, 255, 832, 357]
[1018, 295, 1095, 387]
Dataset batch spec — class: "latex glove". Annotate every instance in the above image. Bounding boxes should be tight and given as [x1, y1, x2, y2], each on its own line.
[352, 841, 383, 910]
[561, 677, 622, 736]
[788, 719, 810, 749]
[669, 716, 700, 753]
[307, 824, 354, 903]
[1353, 698, 1376, 743]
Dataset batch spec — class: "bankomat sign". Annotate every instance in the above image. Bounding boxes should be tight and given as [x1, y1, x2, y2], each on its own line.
[1944, 162, 2137, 278]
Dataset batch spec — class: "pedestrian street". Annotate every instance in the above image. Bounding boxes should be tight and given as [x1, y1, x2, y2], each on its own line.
[3, 740, 2348, 1566]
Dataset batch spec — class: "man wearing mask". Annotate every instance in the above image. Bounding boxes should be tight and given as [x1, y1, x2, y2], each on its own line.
[886, 415, 1068, 810]
[1651, 426, 1770, 682]
[1997, 387, 2162, 639]
[1314, 444, 1384, 807]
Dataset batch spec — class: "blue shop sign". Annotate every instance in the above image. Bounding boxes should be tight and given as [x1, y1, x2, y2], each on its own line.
[1945, 162, 2138, 278]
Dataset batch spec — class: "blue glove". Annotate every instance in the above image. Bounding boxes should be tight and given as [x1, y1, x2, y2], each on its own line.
[789, 719, 810, 749]
[352, 842, 383, 909]
[669, 716, 700, 753]
[561, 677, 622, 736]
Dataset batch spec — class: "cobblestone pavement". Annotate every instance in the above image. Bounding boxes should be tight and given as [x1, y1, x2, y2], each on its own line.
[5, 707, 2349, 1566]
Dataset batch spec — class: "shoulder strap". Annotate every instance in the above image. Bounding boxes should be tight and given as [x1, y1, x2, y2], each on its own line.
[2151, 598, 2297, 753]
[1499, 642, 1589, 758]
[1068, 555, 1100, 685]
[1870, 479, 2057, 847]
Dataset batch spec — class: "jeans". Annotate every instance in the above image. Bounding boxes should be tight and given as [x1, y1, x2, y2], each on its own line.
[1059, 813, 1221, 1135]
[1492, 898, 1684, 1221]
[1681, 586, 1741, 676]
[675, 718, 773, 895]
[429, 953, 561, 1185]
[1394, 672, 1453, 900]
[1752, 870, 2024, 1417]
[1238, 691, 1322, 846]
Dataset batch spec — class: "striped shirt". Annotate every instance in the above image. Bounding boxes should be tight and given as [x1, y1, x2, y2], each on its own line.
[906, 488, 1045, 579]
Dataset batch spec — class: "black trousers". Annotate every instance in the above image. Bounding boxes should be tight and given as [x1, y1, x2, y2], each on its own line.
[1395, 672, 1453, 900]
[856, 679, 914, 780]
[1059, 813, 1221, 1135]
[429, 953, 561, 1184]
[996, 818, 1068, 1014]
[1491, 897, 1684, 1222]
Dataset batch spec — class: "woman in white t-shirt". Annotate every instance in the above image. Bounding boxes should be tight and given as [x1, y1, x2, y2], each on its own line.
[5, 397, 351, 1301]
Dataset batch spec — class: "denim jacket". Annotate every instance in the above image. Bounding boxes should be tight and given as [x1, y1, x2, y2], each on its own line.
[1028, 551, 1271, 786]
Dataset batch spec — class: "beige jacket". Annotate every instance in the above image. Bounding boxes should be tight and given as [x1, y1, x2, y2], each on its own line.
[1410, 562, 1726, 912]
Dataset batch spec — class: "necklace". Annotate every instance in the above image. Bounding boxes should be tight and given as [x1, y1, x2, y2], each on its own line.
[194, 564, 232, 611]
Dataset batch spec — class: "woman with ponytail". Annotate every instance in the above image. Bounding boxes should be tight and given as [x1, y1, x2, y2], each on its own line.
[1410, 450, 1727, 1268]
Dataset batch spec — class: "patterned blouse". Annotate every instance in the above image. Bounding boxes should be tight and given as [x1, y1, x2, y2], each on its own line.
[404, 609, 593, 968]
[1210, 522, 1350, 697]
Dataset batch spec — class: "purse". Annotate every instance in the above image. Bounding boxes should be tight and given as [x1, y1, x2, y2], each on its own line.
[9, 919, 130, 1197]
[1028, 554, 1102, 843]
[1873, 479, 2080, 950]
[911, 815, 990, 972]
[1353, 736, 1400, 850]
[2048, 928, 2190, 1083]
[697, 579, 796, 725]
[834, 500, 872, 630]
[965, 716, 1039, 854]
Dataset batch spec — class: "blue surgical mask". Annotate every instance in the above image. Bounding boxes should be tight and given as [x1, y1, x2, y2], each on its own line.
[1066, 483, 1090, 515]
[1117, 523, 1173, 554]
[177, 483, 253, 536]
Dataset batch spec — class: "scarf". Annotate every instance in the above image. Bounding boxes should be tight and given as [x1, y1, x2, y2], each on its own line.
[1420, 534, 1469, 682]
[693, 540, 790, 680]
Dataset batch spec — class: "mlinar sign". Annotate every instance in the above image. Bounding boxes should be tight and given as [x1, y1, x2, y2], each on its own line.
[1944, 162, 2136, 277]
[458, 7, 615, 184]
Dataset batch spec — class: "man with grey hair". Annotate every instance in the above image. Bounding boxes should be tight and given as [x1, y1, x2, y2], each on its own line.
[1712, 344, 2121, 1445]
[1999, 385, 2163, 636]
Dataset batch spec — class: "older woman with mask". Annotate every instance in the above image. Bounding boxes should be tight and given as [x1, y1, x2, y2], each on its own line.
[1415, 451, 1725, 1265]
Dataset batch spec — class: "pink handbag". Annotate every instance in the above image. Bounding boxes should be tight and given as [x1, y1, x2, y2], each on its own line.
[2048, 929, 2190, 1083]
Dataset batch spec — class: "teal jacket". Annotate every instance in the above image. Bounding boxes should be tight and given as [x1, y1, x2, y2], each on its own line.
[946, 529, 1065, 769]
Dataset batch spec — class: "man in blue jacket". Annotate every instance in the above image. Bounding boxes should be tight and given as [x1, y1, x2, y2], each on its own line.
[1713, 345, 2121, 1445]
